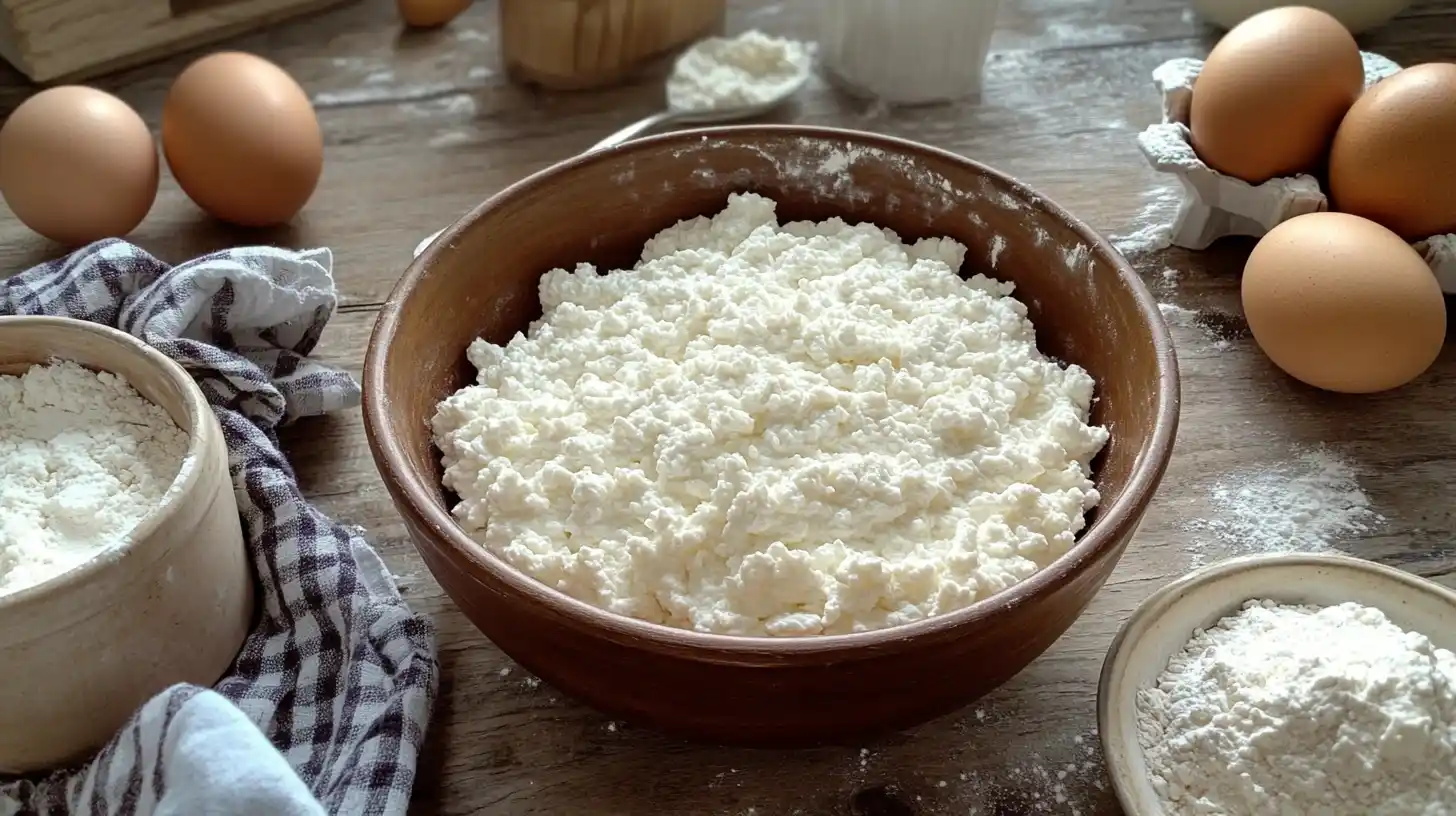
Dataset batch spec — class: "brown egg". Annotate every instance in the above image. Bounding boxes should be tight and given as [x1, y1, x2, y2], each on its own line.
[162, 52, 323, 227]
[1190, 6, 1364, 184]
[0, 86, 158, 246]
[1328, 63, 1456, 241]
[397, 0, 472, 28]
[1242, 212, 1446, 394]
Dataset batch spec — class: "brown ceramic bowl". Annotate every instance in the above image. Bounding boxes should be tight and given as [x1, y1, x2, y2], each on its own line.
[364, 125, 1179, 747]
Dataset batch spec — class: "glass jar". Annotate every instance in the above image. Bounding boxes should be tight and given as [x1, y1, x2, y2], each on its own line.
[816, 0, 1002, 106]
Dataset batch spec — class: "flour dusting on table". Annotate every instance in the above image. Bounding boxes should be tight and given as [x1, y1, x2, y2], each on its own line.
[1157, 302, 1197, 327]
[956, 736, 1107, 815]
[847, 723, 1107, 815]
[1157, 303, 1234, 352]
[1186, 448, 1381, 563]
[1112, 185, 1180, 255]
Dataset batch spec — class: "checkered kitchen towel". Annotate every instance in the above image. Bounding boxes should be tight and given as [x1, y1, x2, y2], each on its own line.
[0, 240, 439, 815]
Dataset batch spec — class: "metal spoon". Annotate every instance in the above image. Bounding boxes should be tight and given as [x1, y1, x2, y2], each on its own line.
[588, 71, 811, 152]
[413, 72, 811, 260]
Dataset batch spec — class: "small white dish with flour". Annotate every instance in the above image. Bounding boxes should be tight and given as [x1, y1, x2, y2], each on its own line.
[0, 315, 253, 773]
[1098, 552, 1456, 816]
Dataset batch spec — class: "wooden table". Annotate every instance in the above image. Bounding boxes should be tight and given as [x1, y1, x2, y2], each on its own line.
[4, 1, 1456, 813]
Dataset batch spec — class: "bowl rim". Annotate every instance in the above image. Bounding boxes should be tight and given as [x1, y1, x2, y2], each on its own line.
[364, 123, 1181, 656]
[1095, 551, 1456, 815]
[0, 315, 210, 611]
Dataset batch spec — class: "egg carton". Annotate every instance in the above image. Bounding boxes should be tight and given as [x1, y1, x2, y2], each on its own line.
[1414, 235, 1456, 294]
[1134, 51, 1408, 250]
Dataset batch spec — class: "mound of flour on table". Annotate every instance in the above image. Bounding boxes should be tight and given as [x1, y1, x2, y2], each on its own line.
[432, 192, 1109, 636]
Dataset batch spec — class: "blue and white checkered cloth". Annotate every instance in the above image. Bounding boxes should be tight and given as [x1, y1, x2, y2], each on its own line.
[0, 240, 439, 815]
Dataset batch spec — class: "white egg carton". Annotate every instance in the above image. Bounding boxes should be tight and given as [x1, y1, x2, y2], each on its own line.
[1135, 52, 1420, 245]
[1413, 235, 1456, 294]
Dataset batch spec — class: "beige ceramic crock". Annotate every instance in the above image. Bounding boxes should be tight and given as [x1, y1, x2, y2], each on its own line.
[0, 315, 254, 773]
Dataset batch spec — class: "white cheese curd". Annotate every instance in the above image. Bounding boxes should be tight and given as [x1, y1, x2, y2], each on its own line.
[432, 192, 1109, 637]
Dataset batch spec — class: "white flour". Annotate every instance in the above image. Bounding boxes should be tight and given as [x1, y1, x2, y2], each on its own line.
[955, 736, 1107, 815]
[1138, 599, 1456, 815]
[0, 360, 188, 594]
[433, 192, 1109, 637]
[1157, 302, 1197, 328]
[1187, 448, 1381, 562]
[843, 719, 1106, 815]
[1157, 303, 1232, 352]
[1112, 185, 1180, 255]
[666, 30, 812, 113]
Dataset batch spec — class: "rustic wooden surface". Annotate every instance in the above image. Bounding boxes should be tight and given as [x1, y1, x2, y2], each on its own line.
[0, 0, 351, 83]
[4, 1, 1456, 813]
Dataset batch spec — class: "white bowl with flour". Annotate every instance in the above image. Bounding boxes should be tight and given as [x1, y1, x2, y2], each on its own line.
[1099, 552, 1456, 816]
[0, 316, 254, 773]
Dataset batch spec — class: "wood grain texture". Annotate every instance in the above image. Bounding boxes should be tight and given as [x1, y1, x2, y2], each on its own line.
[3, 0, 1456, 812]
[0, 0, 354, 83]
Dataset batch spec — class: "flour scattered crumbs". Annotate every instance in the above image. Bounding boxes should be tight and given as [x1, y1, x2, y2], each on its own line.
[1157, 302, 1197, 328]
[698, 702, 1108, 813]
[1112, 185, 1181, 256]
[1157, 302, 1235, 352]
[1186, 448, 1382, 564]
[568, 696, 1106, 812]
[492, 662, 547, 694]
[958, 736, 1107, 815]
[850, 727, 1107, 816]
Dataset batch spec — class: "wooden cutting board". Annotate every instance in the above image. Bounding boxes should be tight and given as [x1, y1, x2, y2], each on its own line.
[499, 0, 727, 91]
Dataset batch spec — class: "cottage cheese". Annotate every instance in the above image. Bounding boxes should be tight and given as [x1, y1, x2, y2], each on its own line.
[432, 193, 1109, 637]
[0, 360, 188, 594]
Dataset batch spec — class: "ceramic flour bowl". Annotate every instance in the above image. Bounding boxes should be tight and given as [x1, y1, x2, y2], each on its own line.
[0, 316, 254, 773]
[1098, 552, 1456, 815]
[364, 124, 1180, 746]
